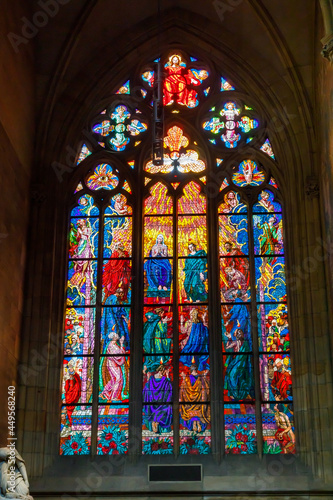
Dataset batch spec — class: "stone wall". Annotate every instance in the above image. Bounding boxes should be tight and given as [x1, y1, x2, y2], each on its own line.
[0, 0, 34, 444]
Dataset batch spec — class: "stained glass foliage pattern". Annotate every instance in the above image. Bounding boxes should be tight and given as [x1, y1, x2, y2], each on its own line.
[60, 406, 92, 455]
[97, 406, 129, 454]
[225, 405, 256, 454]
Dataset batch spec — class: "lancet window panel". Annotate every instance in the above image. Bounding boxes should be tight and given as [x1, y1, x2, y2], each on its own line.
[60, 49, 295, 457]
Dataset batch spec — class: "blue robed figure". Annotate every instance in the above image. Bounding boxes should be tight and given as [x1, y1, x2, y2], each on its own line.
[180, 308, 209, 371]
[102, 288, 130, 351]
[144, 234, 172, 297]
[183, 243, 207, 302]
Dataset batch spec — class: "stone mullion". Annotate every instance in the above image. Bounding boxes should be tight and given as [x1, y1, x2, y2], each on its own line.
[129, 177, 143, 458]
[90, 203, 104, 454]
[208, 186, 221, 460]
[173, 191, 179, 456]
[248, 201, 263, 457]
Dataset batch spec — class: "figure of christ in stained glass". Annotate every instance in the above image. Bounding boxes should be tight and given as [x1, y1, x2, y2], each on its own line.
[99, 332, 129, 403]
[163, 54, 208, 108]
[143, 307, 173, 372]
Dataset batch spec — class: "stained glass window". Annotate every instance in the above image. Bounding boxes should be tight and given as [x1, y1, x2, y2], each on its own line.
[61, 50, 294, 457]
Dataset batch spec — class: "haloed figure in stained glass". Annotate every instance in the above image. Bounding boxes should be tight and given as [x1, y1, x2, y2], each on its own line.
[164, 54, 205, 107]
[183, 243, 207, 302]
[144, 234, 172, 296]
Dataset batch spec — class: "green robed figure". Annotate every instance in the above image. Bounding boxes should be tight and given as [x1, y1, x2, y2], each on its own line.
[183, 242, 208, 302]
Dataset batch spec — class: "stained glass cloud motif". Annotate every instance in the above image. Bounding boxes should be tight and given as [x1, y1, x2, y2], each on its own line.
[203, 102, 259, 148]
[145, 126, 206, 174]
[232, 160, 265, 187]
[86, 164, 119, 190]
[92, 105, 147, 152]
